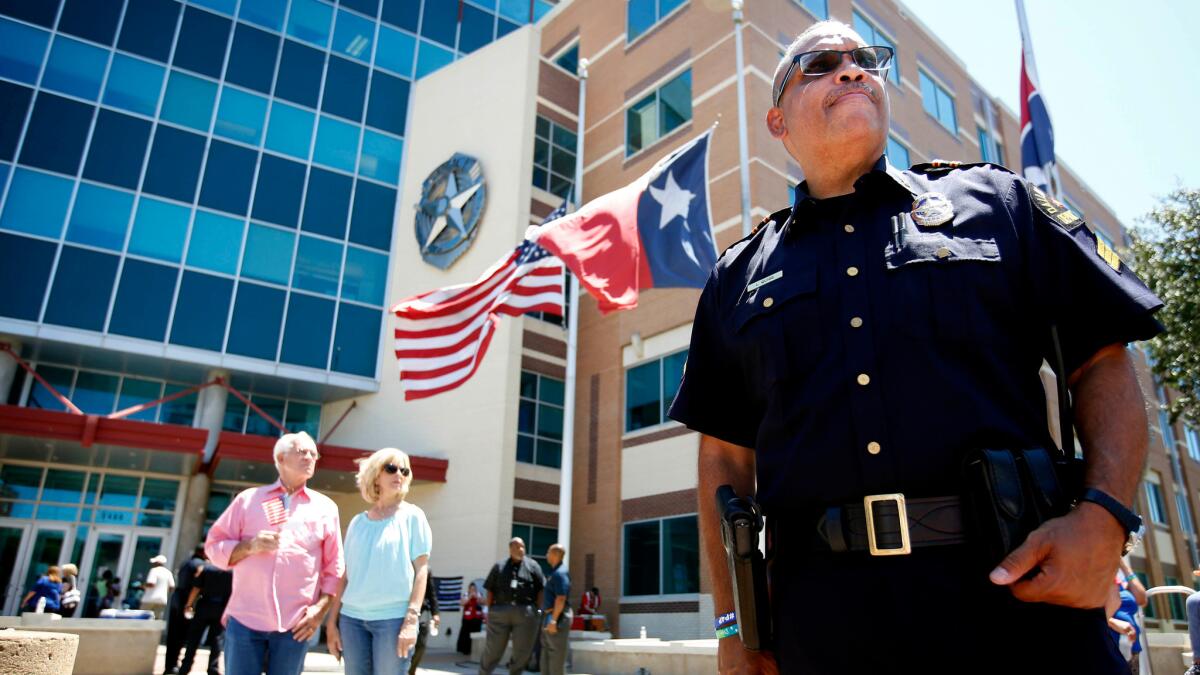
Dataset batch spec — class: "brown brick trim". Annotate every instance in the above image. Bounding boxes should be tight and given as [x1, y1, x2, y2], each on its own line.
[535, 98, 576, 130]
[523, 330, 567, 359]
[515, 478, 559, 505]
[621, 424, 691, 448]
[584, 553, 595, 591]
[521, 355, 566, 380]
[624, 49, 691, 102]
[513, 506, 558, 528]
[621, 488, 697, 522]
[587, 374, 599, 504]
[619, 601, 699, 614]
[544, 28, 579, 62]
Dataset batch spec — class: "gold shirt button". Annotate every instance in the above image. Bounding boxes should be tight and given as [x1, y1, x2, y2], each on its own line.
[867, 442, 881, 455]
[762, 297, 774, 308]
[850, 317, 863, 328]
[857, 373, 870, 386]
[846, 266, 859, 277]
[935, 247, 952, 259]
[844, 224, 855, 233]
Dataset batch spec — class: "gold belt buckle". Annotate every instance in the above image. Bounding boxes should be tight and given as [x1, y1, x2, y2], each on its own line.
[864, 493, 911, 556]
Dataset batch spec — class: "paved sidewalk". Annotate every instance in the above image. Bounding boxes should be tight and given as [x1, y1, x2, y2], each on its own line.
[154, 645, 491, 674]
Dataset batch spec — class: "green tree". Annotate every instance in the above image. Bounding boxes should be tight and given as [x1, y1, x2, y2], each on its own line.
[1129, 187, 1200, 426]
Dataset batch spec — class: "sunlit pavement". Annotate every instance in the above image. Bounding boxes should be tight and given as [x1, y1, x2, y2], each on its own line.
[154, 645, 511, 674]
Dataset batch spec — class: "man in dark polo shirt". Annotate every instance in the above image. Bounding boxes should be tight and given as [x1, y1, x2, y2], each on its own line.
[479, 537, 545, 675]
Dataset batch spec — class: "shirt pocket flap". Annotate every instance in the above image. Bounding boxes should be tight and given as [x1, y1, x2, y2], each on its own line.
[732, 264, 818, 334]
[885, 233, 1001, 270]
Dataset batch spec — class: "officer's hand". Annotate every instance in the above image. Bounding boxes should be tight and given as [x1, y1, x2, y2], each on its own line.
[988, 502, 1126, 608]
[718, 638, 779, 675]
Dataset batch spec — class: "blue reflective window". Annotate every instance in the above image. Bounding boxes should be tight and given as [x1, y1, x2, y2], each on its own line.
[128, 197, 190, 262]
[886, 134, 910, 169]
[0, 81, 32, 161]
[287, 0, 333, 48]
[84, 110, 152, 190]
[227, 282, 285, 359]
[118, 0, 182, 62]
[366, 72, 408, 135]
[161, 70, 217, 131]
[534, 0, 552, 21]
[27, 365, 73, 412]
[313, 115, 360, 172]
[0, 18, 50, 84]
[191, 0, 235, 14]
[59, 0, 122, 45]
[44, 246, 119, 330]
[342, 247, 387, 305]
[200, 140, 257, 215]
[375, 25, 415, 77]
[322, 56, 367, 122]
[293, 235, 343, 296]
[275, 39, 324, 108]
[174, 7, 230, 78]
[359, 130, 402, 184]
[349, 180, 395, 250]
[239, 0, 286, 31]
[252, 154, 305, 227]
[496, 17, 518, 39]
[20, 93, 93, 175]
[73, 371, 119, 414]
[0, 0, 61, 27]
[1, 169, 73, 238]
[187, 210, 244, 274]
[170, 271, 232, 350]
[143, 125, 206, 202]
[381, 0, 417, 31]
[331, 303, 380, 376]
[108, 259, 177, 341]
[215, 88, 268, 144]
[301, 168, 351, 238]
[116, 377, 164, 422]
[280, 292, 333, 368]
[265, 102, 315, 160]
[241, 223, 294, 284]
[498, 0, 528, 22]
[333, 10, 374, 63]
[66, 184, 134, 251]
[415, 40, 454, 78]
[460, 5, 495, 54]
[420, 0, 456, 47]
[226, 23, 278, 94]
[103, 54, 165, 116]
[0, 233, 55, 321]
[341, 0, 378, 17]
[42, 36, 110, 100]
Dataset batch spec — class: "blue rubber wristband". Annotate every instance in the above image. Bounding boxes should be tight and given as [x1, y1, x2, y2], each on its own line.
[714, 611, 736, 629]
[715, 624, 739, 639]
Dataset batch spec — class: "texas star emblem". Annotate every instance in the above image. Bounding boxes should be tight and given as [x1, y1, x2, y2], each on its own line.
[415, 153, 488, 269]
[911, 192, 955, 227]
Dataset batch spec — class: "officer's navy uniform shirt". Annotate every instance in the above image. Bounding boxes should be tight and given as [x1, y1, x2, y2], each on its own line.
[542, 564, 571, 616]
[484, 556, 545, 606]
[669, 157, 1163, 513]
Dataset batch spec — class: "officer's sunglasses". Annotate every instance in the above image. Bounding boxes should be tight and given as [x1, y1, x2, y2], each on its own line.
[384, 463, 411, 477]
[774, 45, 895, 106]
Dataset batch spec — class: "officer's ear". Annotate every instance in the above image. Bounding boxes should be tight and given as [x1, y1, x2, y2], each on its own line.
[766, 107, 787, 140]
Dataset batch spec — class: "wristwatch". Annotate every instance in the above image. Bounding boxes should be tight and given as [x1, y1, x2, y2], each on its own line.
[1078, 488, 1144, 555]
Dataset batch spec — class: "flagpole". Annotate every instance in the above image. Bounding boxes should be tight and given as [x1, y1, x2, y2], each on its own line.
[732, 0, 752, 237]
[1014, 0, 1060, 200]
[556, 57, 588, 567]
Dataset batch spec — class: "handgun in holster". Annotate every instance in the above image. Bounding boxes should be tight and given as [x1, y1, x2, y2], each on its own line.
[716, 485, 773, 651]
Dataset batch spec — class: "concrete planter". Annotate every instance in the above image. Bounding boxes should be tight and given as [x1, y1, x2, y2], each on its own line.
[0, 628, 79, 675]
[0, 615, 164, 675]
[570, 638, 717, 675]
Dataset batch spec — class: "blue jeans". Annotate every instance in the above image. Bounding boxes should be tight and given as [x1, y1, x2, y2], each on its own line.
[1188, 593, 1200, 663]
[224, 616, 310, 675]
[339, 614, 412, 675]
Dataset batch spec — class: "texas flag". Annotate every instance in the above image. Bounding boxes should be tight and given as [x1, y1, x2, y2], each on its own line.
[530, 128, 717, 313]
[1016, 0, 1059, 195]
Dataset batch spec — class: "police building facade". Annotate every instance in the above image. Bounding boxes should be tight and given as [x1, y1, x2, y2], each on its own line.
[0, 0, 1195, 643]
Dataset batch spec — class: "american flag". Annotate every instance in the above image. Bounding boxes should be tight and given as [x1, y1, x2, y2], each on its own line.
[392, 202, 568, 401]
[262, 497, 288, 526]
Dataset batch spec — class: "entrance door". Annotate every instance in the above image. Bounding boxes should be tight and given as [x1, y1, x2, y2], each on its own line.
[79, 529, 129, 617]
[9, 524, 70, 614]
[127, 534, 164, 609]
[0, 524, 29, 615]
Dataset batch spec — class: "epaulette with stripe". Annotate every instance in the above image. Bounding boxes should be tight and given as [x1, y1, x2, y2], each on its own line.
[719, 207, 791, 258]
[909, 160, 1017, 176]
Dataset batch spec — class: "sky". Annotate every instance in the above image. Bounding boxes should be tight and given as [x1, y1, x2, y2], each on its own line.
[896, 0, 1200, 229]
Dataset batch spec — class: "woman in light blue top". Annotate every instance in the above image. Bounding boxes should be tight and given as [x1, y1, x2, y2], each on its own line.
[326, 448, 432, 675]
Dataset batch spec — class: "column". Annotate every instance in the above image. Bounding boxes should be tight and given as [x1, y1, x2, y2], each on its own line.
[173, 369, 228, 565]
[0, 337, 20, 404]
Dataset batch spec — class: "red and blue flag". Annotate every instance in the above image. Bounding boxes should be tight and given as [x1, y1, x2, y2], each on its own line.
[1017, 1, 1059, 195]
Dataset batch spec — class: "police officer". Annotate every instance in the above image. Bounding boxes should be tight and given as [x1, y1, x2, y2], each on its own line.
[479, 537, 545, 675]
[669, 20, 1162, 675]
[540, 544, 571, 675]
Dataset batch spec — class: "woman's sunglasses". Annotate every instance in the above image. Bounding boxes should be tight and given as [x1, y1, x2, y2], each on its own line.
[384, 463, 411, 477]
[775, 45, 895, 106]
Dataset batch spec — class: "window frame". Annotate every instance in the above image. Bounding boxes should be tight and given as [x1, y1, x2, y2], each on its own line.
[623, 348, 688, 433]
[918, 68, 957, 135]
[621, 513, 699, 598]
[624, 68, 692, 158]
[533, 115, 578, 200]
[517, 370, 566, 469]
[851, 9, 898, 84]
[1145, 477, 1168, 526]
[885, 133, 910, 169]
[626, 0, 689, 45]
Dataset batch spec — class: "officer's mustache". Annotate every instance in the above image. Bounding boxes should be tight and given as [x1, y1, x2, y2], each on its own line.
[824, 82, 878, 107]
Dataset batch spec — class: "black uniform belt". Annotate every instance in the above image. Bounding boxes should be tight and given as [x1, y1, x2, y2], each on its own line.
[807, 493, 966, 555]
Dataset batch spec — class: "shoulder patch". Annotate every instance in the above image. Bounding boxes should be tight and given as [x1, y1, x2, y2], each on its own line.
[1096, 236, 1121, 271]
[1030, 187, 1081, 227]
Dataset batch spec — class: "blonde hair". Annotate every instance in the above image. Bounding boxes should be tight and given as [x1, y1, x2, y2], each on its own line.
[46, 566, 61, 583]
[273, 431, 318, 468]
[355, 447, 413, 504]
[61, 564, 78, 577]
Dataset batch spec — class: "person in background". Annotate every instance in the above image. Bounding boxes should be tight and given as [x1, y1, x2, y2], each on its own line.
[58, 563, 80, 617]
[21, 565, 61, 613]
[178, 562, 234, 675]
[85, 569, 113, 617]
[478, 538, 544, 675]
[408, 569, 441, 675]
[325, 448, 432, 675]
[164, 546, 207, 675]
[579, 587, 600, 618]
[142, 554, 175, 619]
[540, 545, 571, 675]
[458, 583, 484, 655]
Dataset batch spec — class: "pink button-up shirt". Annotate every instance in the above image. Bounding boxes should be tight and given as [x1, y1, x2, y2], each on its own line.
[205, 480, 345, 633]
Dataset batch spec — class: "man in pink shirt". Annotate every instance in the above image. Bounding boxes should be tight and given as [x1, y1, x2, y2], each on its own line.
[205, 431, 345, 675]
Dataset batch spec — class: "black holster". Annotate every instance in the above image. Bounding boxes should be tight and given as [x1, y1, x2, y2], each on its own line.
[716, 485, 773, 651]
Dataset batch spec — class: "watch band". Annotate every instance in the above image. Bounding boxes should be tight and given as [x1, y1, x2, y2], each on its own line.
[1078, 488, 1142, 534]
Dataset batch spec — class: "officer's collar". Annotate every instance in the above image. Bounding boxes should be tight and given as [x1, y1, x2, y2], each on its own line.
[784, 156, 917, 233]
